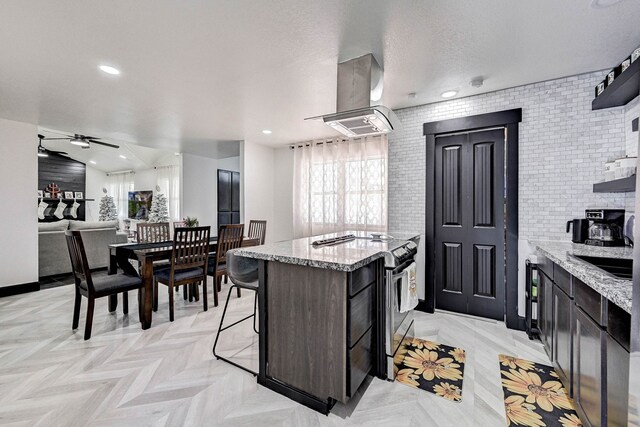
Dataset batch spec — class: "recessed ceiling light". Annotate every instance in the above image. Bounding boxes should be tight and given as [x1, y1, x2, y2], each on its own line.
[262, 129, 272, 135]
[441, 90, 458, 99]
[590, 0, 622, 8]
[99, 65, 120, 75]
[89, 160, 97, 164]
[119, 155, 127, 159]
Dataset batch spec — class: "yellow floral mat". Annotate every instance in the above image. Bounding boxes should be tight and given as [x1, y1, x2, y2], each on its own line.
[499, 354, 582, 427]
[394, 337, 466, 402]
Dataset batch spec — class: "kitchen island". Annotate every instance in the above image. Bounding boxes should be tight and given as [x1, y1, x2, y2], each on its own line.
[232, 231, 419, 414]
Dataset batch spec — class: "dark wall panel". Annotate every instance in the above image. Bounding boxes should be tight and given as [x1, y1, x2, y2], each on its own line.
[38, 153, 87, 222]
[38, 153, 86, 194]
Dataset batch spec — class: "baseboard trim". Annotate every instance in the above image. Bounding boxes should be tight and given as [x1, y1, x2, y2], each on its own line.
[513, 315, 527, 332]
[0, 281, 40, 298]
[415, 299, 434, 313]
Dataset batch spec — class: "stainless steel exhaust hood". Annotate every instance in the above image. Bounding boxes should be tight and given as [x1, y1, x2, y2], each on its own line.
[306, 54, 400, 137]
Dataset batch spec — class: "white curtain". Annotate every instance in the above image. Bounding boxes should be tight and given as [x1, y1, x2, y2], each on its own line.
[107, 171, 134, 221]
[156, 165, 180, 220]
[293, 135, 388, 238]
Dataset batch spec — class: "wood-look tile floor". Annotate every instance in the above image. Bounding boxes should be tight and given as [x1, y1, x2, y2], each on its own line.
[0, 280, 549, 426]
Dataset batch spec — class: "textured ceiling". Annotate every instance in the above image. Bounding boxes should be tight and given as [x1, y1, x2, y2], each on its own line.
[1, 0, 639, 150]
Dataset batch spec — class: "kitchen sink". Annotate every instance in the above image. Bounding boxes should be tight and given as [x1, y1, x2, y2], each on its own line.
[573, 255, 633, 280]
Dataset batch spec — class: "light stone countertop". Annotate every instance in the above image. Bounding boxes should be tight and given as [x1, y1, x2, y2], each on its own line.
[232, 231, 420, 272]
[531, 240, 633, 314]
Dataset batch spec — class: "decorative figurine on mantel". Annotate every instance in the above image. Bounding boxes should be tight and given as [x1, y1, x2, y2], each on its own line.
[45, 183, 61, 199]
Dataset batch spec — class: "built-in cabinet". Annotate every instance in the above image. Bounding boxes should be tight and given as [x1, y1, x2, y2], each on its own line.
[537, 255, 630, 427]
[217, 169, 240, 226]
[574, 305, 606, 426]
[553, 284, 573, 391]
[538, 268, 553, 358]
[263, 259, 381, 411]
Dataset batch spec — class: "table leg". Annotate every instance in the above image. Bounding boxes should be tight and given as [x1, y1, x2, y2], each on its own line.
[139, 255, 154, 329]
[108, 249, 118, 312]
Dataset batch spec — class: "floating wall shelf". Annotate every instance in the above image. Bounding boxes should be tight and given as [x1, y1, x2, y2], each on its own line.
[593, 175, 636, 193]
[592, 59, 640, 110]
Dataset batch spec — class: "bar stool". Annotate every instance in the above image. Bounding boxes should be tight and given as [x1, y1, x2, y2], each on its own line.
[212, 250, 259, 376]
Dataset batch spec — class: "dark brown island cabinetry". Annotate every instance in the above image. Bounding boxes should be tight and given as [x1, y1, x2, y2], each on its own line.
[259, 258, 383, 413]
[537, 255, 630, 427]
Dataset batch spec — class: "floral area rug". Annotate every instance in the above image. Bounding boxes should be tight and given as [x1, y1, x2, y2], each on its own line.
[499, 354, 582, 427]
[393, 337, 466, 402]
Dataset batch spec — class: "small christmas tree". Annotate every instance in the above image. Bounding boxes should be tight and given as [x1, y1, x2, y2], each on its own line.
[98, 195, 118, 221]
[148, 193, 169, 223]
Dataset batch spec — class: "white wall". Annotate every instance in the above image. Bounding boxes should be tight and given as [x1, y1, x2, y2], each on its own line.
[218, 156, 240, 172]
[182, 153, 218, 229]
[242, 142, 276, 243]
[387, 70, 631, 316]
[272, 147, 294, 242]
[84, 165, 107, 221]
[133, 169, 156, 192]
[0, 118, 38, 288]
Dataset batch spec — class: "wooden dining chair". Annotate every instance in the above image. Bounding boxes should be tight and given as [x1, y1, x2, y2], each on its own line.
[137, 222, 171, 243]
[208, 224, 244, 306]
[154, 226, 210, 321]
[247, 220, 267, 245]
[65, 230, 144, 340]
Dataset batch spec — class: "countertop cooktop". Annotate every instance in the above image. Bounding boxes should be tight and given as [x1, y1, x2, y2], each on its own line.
[531, 240, 633, 314]
[232, 231, 420, 272]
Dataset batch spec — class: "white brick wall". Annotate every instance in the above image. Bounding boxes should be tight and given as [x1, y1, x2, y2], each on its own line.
[389, 71, 632, 241]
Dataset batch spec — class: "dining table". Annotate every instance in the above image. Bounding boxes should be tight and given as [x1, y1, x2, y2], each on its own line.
[108, 236, 261, 329]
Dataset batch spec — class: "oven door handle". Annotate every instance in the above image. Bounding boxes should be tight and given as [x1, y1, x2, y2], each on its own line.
[391, 259, 415, 275]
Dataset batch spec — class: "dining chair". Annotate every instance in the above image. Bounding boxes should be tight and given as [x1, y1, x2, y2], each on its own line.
[65, 230, 144, 340]
[247, 220, 267, 245]
[208, 224, 244, 306]
[154, 226, 210, 321]
[137, 222, 171, 243]
[212, 250, 259, 376]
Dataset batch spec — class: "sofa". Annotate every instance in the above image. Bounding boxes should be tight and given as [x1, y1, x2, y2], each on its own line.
[38, 220, 128, 277]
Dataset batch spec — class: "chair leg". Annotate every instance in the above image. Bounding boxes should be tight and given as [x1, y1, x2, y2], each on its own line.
[153, 278, 159, 312]
[236, 286, 241, 298]
[216, 275, 222, 292]
[123, 292, 129, 314]
[253, 291, 259, 334]
[72, 287, 81, 330]
[169, 285, 175, 322]
[213, 277, 219, 307]
[212, 285, 257, 376]
[224, 274, 228, 284]
[188, 283, 193, 302]
[213, 286, 235, 358]
[203, 277, 208, 312]
[194, 281, 200, 301]
[183, 284, 188, 300]
[84, 297, 95, 340]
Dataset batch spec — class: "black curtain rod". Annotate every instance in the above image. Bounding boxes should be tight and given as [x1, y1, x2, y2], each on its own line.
[289, 134, 383, 150]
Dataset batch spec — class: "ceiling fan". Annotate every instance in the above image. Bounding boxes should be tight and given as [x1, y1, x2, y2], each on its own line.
[37, 134, 68, 157]
[39, 133, 120, 149]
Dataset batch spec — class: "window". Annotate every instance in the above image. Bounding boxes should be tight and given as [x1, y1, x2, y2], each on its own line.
[293, 136, 388, 238]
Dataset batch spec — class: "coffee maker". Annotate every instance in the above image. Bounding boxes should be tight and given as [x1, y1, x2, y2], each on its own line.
[584, 209, 625, 247]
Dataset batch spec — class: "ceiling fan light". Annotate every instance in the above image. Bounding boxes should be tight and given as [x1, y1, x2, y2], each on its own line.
[37, 151, 48, 157]
[70, 138, 90, 147]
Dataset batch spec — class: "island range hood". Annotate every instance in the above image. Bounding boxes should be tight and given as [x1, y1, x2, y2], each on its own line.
[306, 54, 400, 138]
